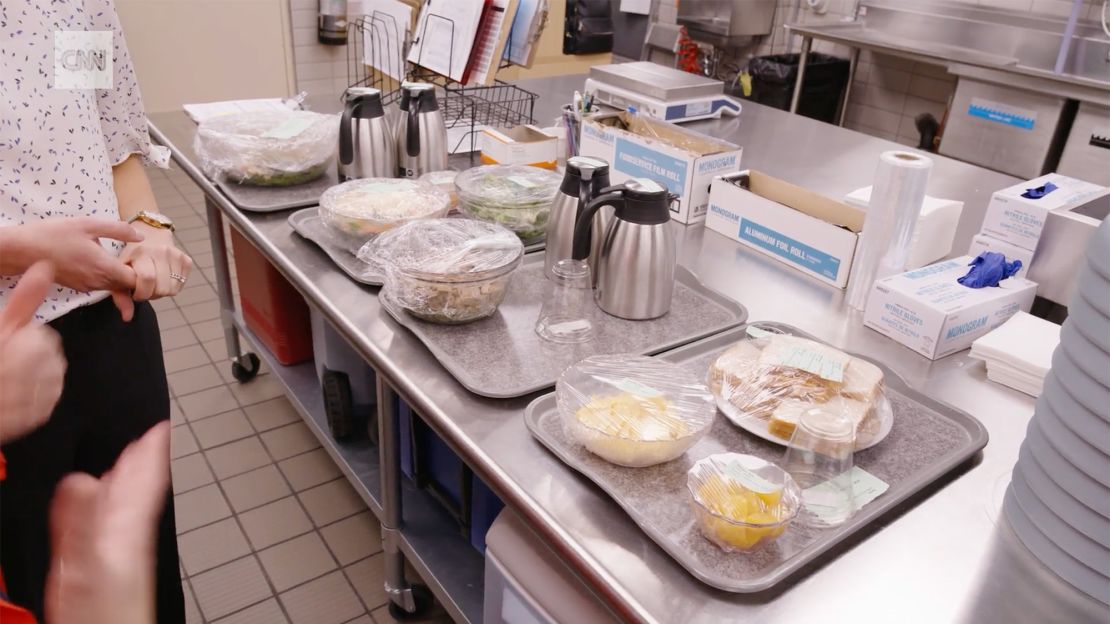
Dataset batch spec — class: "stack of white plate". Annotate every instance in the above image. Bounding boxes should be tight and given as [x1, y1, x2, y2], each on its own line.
[1003, 217, 1110, 606]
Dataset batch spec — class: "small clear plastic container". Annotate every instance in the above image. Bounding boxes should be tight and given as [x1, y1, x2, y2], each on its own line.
[360, 218, 524, 324]
[555, 355, 715, 467]
[535, 259, 594, 344]
[687, 453, 801, 552]
[455, 165, 562, 244]
[782, 408, 857, 528]
[418, 170, 459, 210]
[319, 178, 451, 240]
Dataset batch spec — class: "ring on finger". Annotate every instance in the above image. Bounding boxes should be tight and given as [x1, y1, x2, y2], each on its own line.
[169, 272, 187, 285]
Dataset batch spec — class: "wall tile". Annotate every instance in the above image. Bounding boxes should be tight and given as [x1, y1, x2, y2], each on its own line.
[907, 74, 956, 103]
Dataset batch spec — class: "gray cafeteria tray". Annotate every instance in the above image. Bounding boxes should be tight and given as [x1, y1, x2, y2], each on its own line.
[216, 168, 336, 213]
[288, 208, 546, 286]
[288, 208, 383, 285]
[383, 254, 748, 398]
[523, 322, 989, 593]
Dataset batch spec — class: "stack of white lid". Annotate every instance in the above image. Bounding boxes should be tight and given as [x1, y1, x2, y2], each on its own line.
[1003, 217, 1110, 606]
[970, 312, 1061, 397]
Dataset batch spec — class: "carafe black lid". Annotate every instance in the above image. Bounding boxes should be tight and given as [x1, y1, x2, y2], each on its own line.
[399, 82, 438, 111]
[344, 87, 384, 118]
[560, 156, 611, 197]
[618, 178, 672, 225]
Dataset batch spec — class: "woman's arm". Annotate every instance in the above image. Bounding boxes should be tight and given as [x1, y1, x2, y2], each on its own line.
[112, 154, 160, 222]
[113, 155, 193, 303]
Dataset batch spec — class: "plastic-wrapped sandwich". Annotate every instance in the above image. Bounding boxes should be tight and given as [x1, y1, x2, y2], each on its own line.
[708, 329, 890, 448]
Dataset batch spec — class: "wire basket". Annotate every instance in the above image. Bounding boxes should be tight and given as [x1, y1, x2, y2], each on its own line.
[347, 14, 538, 155]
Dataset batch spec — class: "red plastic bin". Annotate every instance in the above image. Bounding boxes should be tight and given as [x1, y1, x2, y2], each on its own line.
[229, 228, 313, 365]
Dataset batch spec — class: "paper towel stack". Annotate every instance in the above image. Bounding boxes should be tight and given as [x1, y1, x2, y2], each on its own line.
[1003, 216, 1110, 606]
[970, 312, 1061, 397]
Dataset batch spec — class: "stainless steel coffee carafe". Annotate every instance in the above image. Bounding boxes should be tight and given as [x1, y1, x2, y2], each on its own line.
[338, 87, 395, 181]
[544, 156, 611, 281]
[395, 82, 447, 178]
[571, 179, 677, 320]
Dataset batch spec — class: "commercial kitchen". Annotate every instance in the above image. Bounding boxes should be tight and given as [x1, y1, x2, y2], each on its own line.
[96, 0, 1110, 622]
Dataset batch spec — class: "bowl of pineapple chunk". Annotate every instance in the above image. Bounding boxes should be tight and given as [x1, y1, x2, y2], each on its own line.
[687, 453, 801, 552]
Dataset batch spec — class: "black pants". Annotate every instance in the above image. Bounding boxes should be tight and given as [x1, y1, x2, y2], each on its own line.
[0, 297, 185, 623]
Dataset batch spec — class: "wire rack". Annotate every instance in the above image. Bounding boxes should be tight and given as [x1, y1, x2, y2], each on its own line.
[347, 12, 538, 155]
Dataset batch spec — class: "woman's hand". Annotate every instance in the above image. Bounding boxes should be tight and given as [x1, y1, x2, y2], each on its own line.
[45, 421, 170, 624]
[1, 217, 141, 320]
[0, 262, 67, 444]
[116, 223, 194, 304]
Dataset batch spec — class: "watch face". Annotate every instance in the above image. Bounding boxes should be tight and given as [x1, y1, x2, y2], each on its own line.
[147, 212, 173, 227]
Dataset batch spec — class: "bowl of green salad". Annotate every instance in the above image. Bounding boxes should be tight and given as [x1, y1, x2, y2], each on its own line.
[455, 165, 561, 244]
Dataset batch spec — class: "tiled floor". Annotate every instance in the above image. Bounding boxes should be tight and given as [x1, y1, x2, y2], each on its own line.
[149, 164, 450, 624]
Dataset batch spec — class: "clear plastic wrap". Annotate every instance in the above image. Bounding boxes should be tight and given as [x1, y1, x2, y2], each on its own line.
[194, 110, 338, 186]
[687, 453, 801, 552]
[418, 170, 459, 210]
[707, 326, 893, 450]
[318, 178, 451, 246]
[555, 355, 715, 467]
[360, 218, 523, 324]
[455, 165, 562, 243]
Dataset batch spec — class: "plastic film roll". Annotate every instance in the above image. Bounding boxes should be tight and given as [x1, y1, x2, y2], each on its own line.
[846, 151, 933, 310]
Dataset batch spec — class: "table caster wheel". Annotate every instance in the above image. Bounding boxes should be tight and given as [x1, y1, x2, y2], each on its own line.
[387, 585, 434, 621]
[231, 353, 261, 382]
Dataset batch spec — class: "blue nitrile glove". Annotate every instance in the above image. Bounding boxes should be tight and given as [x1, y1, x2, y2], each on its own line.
[958, 251, 1024, 288]
[1021, 181, 1058, 199]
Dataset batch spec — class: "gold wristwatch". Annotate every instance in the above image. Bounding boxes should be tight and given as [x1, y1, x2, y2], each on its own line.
[129, 210, 175, 232]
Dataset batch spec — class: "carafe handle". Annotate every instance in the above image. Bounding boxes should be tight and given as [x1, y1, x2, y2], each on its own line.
[339, 98, 360, 166]
[406, 95, 422, 158]
[572, 191, 625, 260]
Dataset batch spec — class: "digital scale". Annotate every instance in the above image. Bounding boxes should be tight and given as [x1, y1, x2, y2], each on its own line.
[585, 62, 742, 123]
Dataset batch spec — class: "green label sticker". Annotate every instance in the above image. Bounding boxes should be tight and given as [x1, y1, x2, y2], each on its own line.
[802, 467, 888, 521]
[746, 325, 773, 339]
[766, 344, 845, 382]
[507, 175, 538, 189]
[262, 117, 316, 140]
[720, 459, 778, 494]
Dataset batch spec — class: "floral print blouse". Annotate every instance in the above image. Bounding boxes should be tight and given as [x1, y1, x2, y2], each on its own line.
[0, 0, 169, 322]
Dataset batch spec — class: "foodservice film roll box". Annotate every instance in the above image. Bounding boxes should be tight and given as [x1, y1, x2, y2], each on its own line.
[579, 112, 742, 224]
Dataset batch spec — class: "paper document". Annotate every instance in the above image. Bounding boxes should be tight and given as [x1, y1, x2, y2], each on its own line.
[465, 0, 518, 86]
[407, 0, 487, 81]
[361, 0, 412, 81]
[503, 0, 546, 67]
[620, 0, 651, 15]
[183, 99, 289, 124]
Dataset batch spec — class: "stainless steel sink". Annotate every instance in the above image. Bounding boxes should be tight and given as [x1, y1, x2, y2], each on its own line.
[789, 0, 1110, 93]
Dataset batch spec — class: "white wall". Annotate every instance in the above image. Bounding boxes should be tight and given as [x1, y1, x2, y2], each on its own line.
[117, 0, 296, 113]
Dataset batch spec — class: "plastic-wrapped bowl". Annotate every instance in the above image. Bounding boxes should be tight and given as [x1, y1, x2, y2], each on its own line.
[194, 110, 338, 186]
[455, 165, 561, 244]
[555, 355, 715, 467]
[687, 453, 801, 552]
[361, 219, 524, 324]
[319, 178, 451, 239]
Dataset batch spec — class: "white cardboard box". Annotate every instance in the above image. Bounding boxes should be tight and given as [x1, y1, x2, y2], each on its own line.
[480, 125, 558, 169]
[579, 113, 741, 224]
[967, 233, 1035, 278]
[980, 173, 1108, 252]
[843, 186, 964, 270]
[705, 171, 865, 288]
[863, 256, 1037, 360]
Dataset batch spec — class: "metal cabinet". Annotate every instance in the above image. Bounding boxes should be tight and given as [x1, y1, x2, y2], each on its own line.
[1057, 101, 1110, 186]
[940, 78, 1068, 178]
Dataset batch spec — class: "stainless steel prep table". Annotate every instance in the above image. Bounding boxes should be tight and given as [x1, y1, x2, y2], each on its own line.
[149, 74, 1106, 624]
